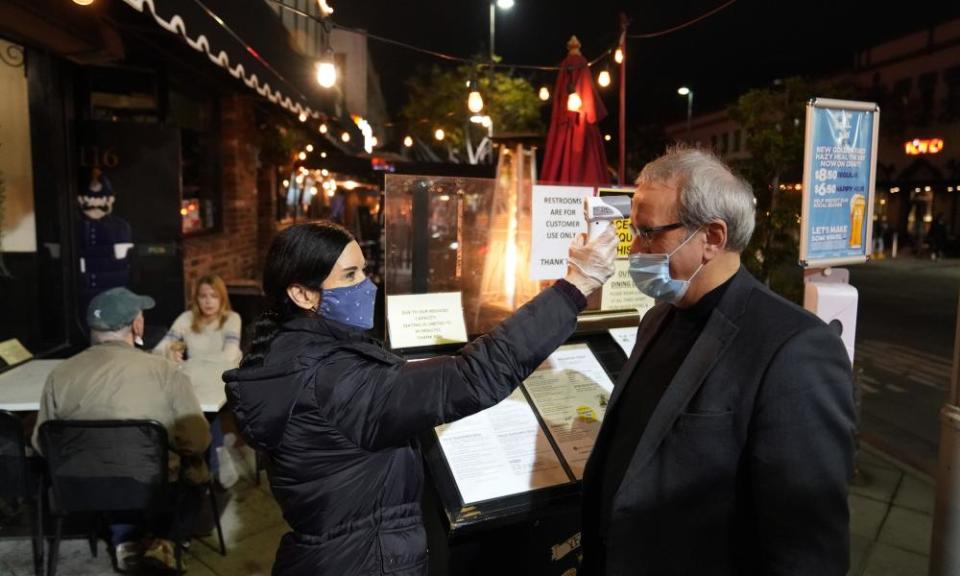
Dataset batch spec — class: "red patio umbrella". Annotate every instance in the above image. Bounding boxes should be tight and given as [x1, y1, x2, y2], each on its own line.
[541, 36, 610, 185]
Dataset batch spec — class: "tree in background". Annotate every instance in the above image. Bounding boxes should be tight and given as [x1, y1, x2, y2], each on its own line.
[400, 63, 543, 164]
[729, 76, 861, 302]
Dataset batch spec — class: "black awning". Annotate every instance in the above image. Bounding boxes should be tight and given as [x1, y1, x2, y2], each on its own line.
[117, 0, 332, 121]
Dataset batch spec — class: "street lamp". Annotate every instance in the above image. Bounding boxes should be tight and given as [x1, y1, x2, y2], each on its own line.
[489, 0, 515, 62]
[677, 86, 693, 139]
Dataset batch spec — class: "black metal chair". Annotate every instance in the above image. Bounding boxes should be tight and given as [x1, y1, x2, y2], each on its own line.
[38, 419, 187, 576]
[0, 410, 44, 576]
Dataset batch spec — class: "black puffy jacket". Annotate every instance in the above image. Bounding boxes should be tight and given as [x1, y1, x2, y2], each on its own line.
[223, 283, 584, 576]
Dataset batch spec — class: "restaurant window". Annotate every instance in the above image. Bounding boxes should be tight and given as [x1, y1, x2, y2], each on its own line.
[1, 41, 73, 358]
[167, 86, 221, 235]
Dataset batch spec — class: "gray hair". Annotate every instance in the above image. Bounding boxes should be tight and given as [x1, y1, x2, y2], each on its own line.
[637, 146, 756, 252]
[90, 325, 132, 344]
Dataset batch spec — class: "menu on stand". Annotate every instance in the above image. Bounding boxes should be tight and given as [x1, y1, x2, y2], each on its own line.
[434, 388, 570, 504]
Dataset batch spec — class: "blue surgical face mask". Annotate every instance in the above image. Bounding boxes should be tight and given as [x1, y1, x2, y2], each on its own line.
[319, 277, 377, 330]
[628, 228, 705, 305]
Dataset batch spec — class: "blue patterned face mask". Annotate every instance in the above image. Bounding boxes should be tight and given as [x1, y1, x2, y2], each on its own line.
[628, 228, 704, 305]
[319, 278, 377, 330]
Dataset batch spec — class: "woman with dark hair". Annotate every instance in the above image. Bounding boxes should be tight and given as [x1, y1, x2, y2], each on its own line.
[224, 221, 617, 576]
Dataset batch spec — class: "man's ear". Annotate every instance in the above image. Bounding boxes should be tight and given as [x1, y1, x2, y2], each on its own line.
[702, 220, 728, 261]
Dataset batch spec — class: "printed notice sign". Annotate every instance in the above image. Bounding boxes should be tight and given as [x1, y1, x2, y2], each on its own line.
[800, 98, 879, 267]
[600, 259, 655, 314]
[0, 338, 32, 366]
[387, 292, 469, 349]
[530, 185, 592, 280]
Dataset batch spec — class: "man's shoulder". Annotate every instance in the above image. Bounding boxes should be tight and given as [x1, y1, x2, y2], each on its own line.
[739, 278, 824, 336]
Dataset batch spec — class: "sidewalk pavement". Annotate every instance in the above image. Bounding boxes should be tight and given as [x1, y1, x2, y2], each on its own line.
[0, 445, 940, 575]
[851, 445, 937, 576]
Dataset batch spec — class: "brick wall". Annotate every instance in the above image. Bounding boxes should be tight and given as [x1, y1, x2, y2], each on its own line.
[182, 94, 261, 303]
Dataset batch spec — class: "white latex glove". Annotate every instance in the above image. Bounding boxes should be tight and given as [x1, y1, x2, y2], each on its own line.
[565, 226, 618, 297]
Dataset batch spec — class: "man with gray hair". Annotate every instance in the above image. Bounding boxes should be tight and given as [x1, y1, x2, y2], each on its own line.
[33, 287, 210, 571]
[581, 147, 855, 574]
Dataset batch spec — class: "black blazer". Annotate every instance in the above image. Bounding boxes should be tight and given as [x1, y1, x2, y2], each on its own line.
[581, 267, 856, 576]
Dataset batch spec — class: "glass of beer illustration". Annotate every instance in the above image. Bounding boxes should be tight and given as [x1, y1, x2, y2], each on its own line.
[849, 194, 866, 248]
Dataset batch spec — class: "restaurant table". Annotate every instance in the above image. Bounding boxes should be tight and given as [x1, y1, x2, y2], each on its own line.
[0, 356, 227, 413]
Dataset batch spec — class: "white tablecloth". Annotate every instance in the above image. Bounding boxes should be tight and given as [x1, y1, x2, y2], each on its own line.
[0, 356, 227, 413]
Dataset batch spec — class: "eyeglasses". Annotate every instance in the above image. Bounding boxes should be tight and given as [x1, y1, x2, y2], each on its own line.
[629, 222, 684, 247]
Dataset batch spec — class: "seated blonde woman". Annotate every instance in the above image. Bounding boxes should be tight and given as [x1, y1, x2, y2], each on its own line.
[155, 274, 242, 488]
[154, 275, 242, 365]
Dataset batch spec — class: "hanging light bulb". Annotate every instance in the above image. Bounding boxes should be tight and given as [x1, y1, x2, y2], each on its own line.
[539, 86, 550, 101]
[298, 152, 307, 160]
[319, 123, 328, 134]
[317, 0, 334, 17]
[468, 90, 484, 114]
[614, 47, 624, 64]
[434, 128, 445, 141]
[597, 70, 611, 88]
[320, 152, 327, 158]
[341, 132, 351, 143]
[567, 91, 582, 112]
[282, 179, 290, 188]
[467, 78, 484, 114]
[370, 136, 379, 147]
[316, 55, 337, 89]
[73, 0, 95, 5]
[305, 144, 314, 152]
[298, 113, 307, 122]
[403, 135, 414, 148]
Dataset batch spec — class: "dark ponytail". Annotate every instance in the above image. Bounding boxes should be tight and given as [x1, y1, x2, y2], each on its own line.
[241, 221, 354, 367]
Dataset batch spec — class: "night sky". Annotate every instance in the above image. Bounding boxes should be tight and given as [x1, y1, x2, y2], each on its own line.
[332, 0, 960, 133]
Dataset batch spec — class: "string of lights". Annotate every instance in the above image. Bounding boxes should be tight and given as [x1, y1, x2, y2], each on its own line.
[263, 0, 610, 71]
[627, 0, 736, 39]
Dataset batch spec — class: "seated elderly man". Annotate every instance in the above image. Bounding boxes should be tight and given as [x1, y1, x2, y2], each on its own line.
[32, 287, 211, 572]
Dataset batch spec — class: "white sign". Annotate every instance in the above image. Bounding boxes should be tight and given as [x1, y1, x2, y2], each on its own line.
[600, 259, 655, 314]
[530, 185, 591, 280]
[607, 327, 638, 357]
[522, 344, 616, 479]
[387, 292, 468, 349]
[435, 388, 570, 504]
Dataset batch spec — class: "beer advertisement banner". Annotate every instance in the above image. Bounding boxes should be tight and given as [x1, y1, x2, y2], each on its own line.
[799, 98, 879, 268]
